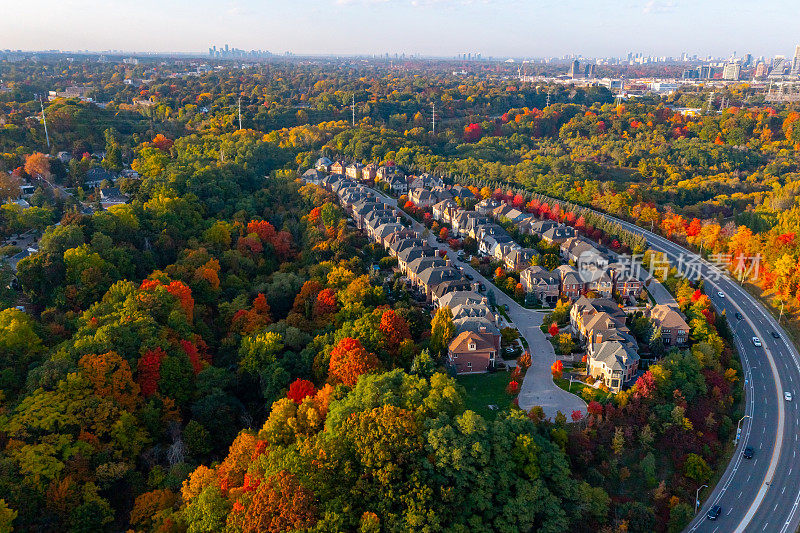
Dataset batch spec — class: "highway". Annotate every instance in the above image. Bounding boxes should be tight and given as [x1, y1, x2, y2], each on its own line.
[605, 215, 800, 533]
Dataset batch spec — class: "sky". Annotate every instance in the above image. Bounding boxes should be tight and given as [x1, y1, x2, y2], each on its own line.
[1, 0, 799, 59]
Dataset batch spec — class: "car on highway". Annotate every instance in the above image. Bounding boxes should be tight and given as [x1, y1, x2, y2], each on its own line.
[717, 291, 725, 298]
[752, 337, 762, 347]
[743, 447, 754, 459]
[503, 304, 509, 312]
[435, 237, 444, 243]
[785, 391, 793, 401]
[465, 273, 473, 280]
[772, 331, 781, 339]
[735, 312, 743, 320]
[707, 505, 722, 521]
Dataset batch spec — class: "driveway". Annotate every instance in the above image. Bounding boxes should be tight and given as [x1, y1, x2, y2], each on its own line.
[375, 190, 586, 419]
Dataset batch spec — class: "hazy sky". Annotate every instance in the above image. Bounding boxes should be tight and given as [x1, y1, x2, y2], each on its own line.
[1, 0, 798, 59]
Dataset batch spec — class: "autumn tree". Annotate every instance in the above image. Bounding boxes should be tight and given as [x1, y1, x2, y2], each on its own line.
[379, 309, 411, 357]
[328, 337, 380, 387]
[242, 471, 318, 533]
[24, 152, 51, 179]
[429, 307, 455, 357]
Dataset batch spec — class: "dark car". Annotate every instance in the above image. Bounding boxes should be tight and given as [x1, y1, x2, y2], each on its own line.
[707, 505, 722, 520]
[435, 237, 444, 243]
[503, 304, 509, 312]
[743, 447, 754, 459]
[735, 312, 743, 320]
[465, 273, 474, 280]
[772, 331, 781, 339]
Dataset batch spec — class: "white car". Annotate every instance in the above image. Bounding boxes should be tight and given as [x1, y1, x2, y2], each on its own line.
[752, 337, 762, 347]
[717, 291, 725, 298]
[785, 391, 793, 402]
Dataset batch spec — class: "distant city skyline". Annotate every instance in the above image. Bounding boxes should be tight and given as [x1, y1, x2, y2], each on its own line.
[1, 0, 798, 60]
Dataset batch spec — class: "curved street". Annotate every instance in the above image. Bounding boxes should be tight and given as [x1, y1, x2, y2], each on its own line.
[603, 214, 800, 533]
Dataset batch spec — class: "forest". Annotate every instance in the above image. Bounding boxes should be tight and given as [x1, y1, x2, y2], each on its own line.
[0, 56, 794, 532]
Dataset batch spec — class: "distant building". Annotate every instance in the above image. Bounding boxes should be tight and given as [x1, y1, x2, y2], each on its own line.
[755, 62, 768, 79]
[568, 59, 581, 79]
[722, 62, 741, 81]
[793, 45, 800, 75]
[584, 63, 596, 78]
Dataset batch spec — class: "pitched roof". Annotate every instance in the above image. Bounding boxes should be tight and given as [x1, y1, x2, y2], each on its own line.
[650, 304, 690, 330]
[591, 341, 639, 371]
[448, 330, 497, 354]
[454, 316, 501, 337]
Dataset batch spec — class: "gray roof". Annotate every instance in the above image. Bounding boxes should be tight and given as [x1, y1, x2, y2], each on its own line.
[399, 245, 437, 265]
[418, 265, 462, 287]
[454, 316, 501, 337]
[591, 340, 639, 371]
[407, 256, 446, 275]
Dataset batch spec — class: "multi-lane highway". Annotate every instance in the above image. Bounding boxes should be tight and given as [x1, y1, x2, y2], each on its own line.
[604, 215, 800, 533]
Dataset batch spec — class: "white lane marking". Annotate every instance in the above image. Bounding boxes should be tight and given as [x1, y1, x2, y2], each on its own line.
[561, 209, 800, 533]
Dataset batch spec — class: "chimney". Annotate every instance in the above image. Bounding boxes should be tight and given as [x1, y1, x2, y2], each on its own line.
[480, 325, 487, 333]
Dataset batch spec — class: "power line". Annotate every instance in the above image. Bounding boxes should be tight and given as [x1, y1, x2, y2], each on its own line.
[238, 96, 242, 130]
[431, 102, 435, 133]
[38, 95, 50, 149]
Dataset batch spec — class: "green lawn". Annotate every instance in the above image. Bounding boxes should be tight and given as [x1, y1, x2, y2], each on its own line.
[457, 372, 515, 420]
[554, 377, 613, 403]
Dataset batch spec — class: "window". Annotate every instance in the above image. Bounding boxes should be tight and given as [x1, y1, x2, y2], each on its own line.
[468, 343, 476, 351]
[467, 362, 472, 369]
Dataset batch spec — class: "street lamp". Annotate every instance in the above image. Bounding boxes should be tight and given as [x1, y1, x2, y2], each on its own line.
[735, 415, 751, 445]
[695, 484, 708, 515]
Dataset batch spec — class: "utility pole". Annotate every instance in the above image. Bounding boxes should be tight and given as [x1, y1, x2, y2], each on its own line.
[431, 102, 435, 133]
[238, 96, 242, 130]
[352, 94, 355, 126]
[39, 95, 50, 149]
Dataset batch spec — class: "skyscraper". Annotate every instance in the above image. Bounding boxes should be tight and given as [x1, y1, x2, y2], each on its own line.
[792, 45, 800, 75]
[584, 63, 595, 78]
[568, 59, 580, 78]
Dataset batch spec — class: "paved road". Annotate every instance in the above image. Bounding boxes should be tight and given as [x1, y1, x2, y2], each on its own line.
[603, 215, 800, 533]
[375, 190, 586, 419]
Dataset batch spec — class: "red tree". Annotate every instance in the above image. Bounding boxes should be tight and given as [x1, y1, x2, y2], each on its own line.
[137, 348, 167, 397]
[551, 360, 563, 379]
[571, 410, 584, 422]
[548, 322, 560, 336]
[379, 309, 411, 354]
[506, 380, 520, 395]
[328, 337, 379, 387]
[151, 134, 174, 152]
[286, 379, 317, 404]
[313, 288, 338, 317]
[587, 400, 603, 417]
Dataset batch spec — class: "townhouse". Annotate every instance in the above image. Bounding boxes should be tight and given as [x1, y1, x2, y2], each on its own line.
[520, 266, 560, 306]
[409, 188, 437, 208]
[587, 341, 640, 392]
[648, 304, 690, 347]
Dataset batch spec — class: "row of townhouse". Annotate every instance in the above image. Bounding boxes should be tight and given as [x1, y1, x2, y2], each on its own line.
[428, 197, 542, 273]
[308, 171, 501, 376]
[473, 196, 644, 305]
